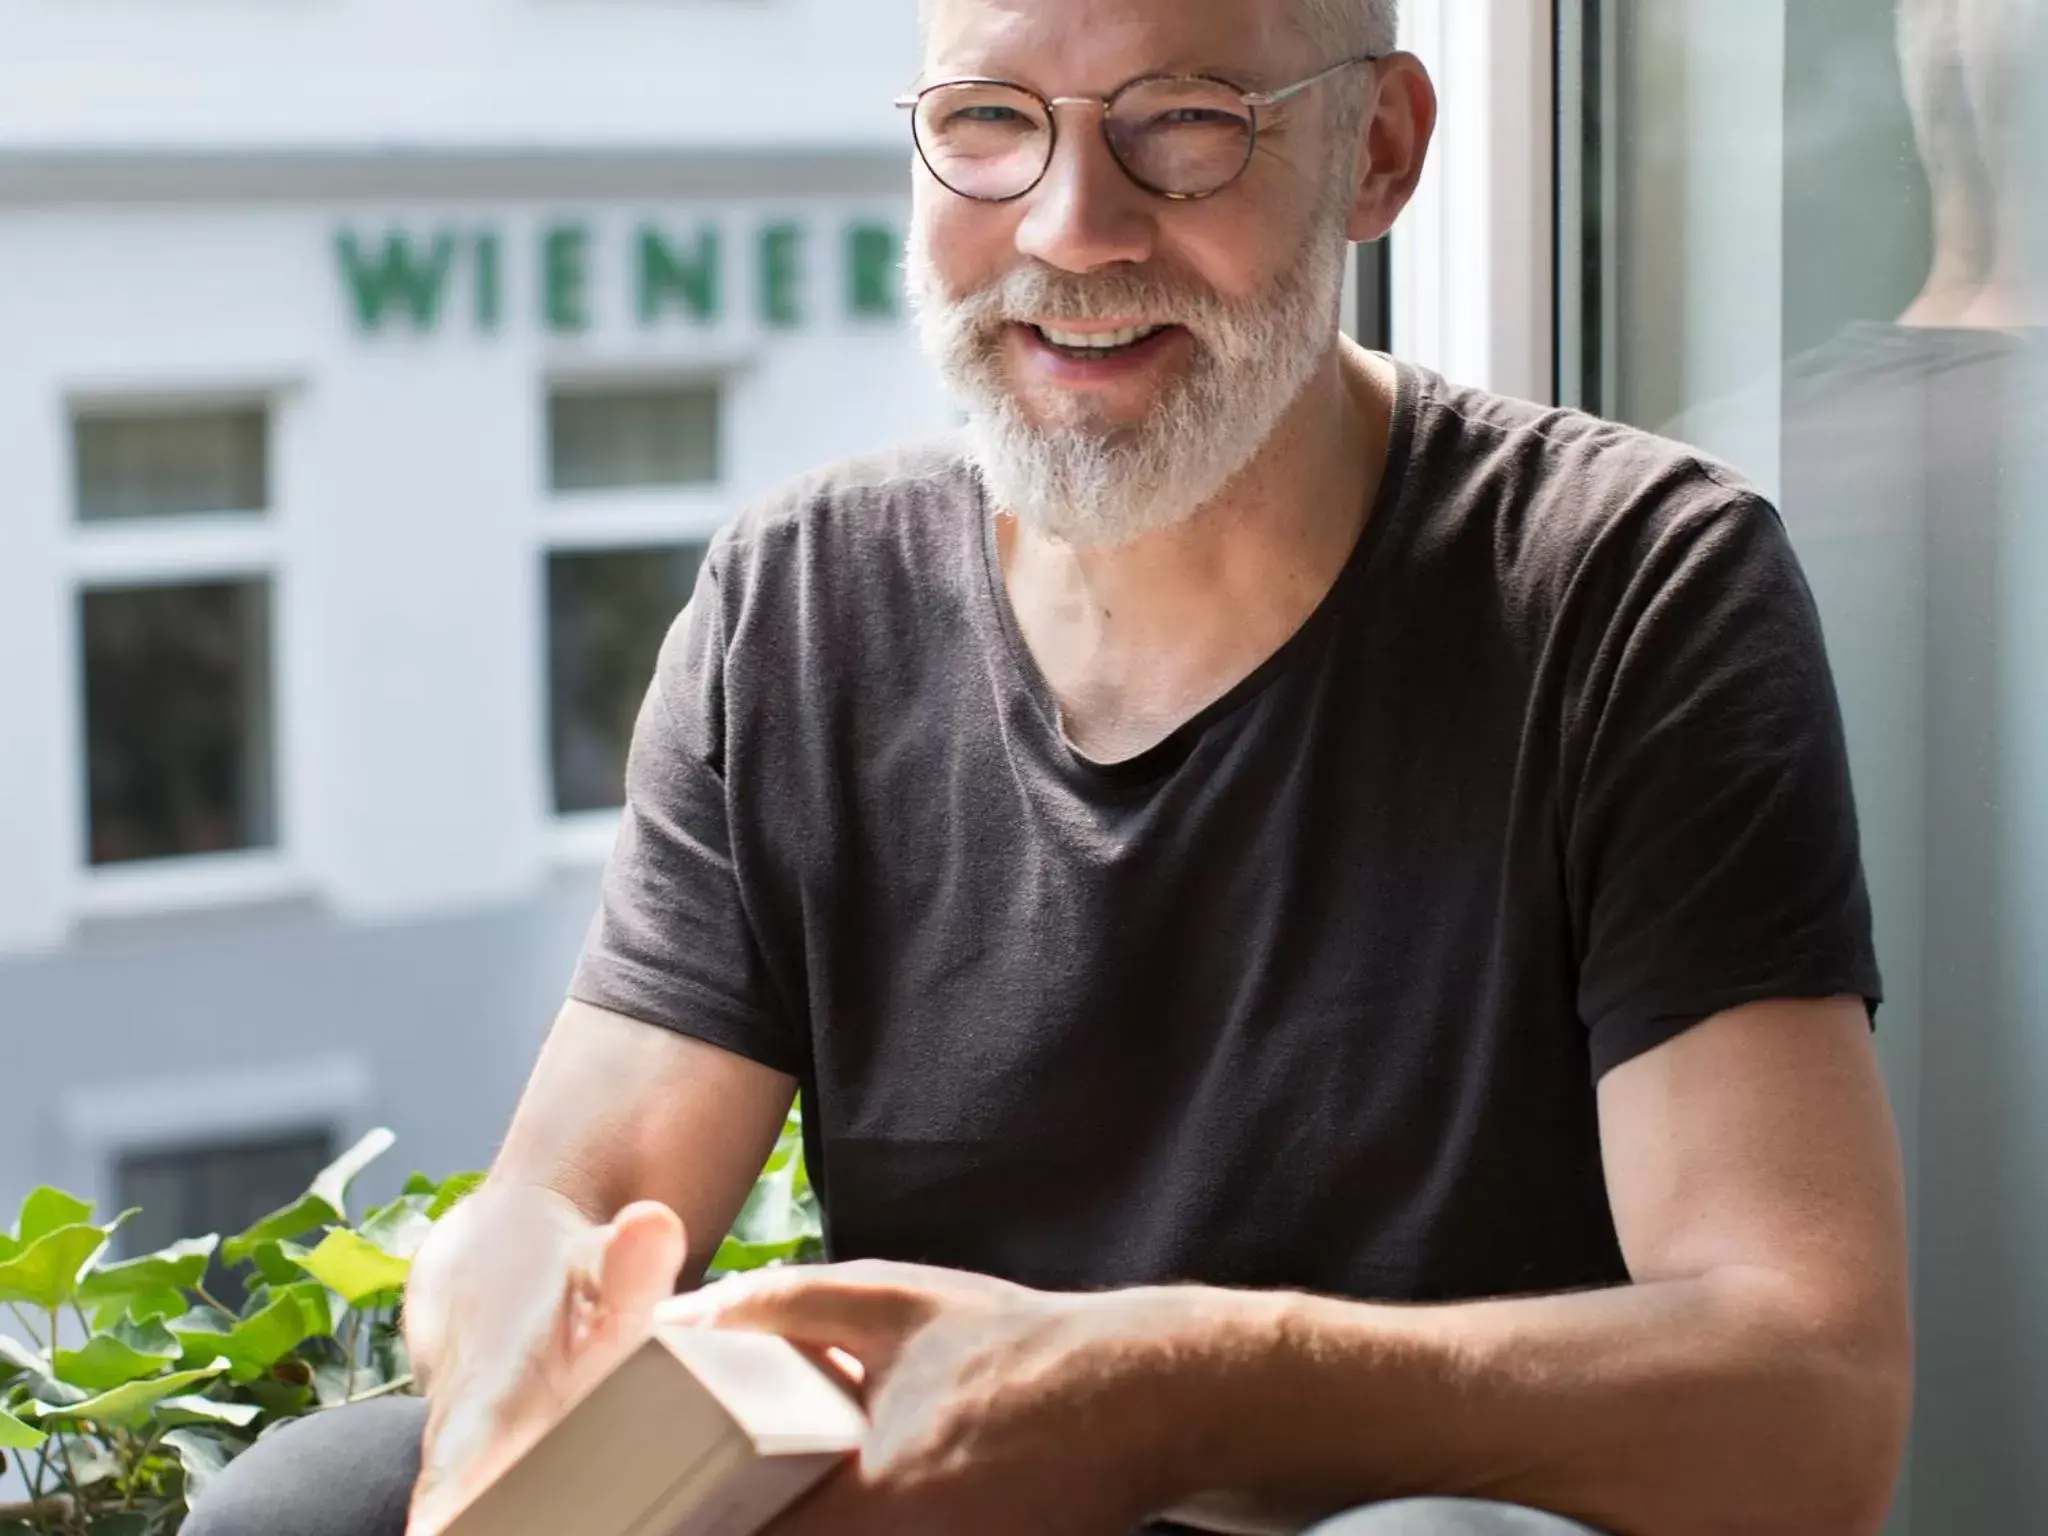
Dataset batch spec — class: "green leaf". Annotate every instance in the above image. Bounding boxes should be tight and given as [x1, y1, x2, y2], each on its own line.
[1, 1335, 87, 1408]
[33, 1358, 229, 1428]
[244, 1241, 308, 1287]
[427, 1171, 486, 1220]
[164, 1424, 245, 1506]
[16, 1188, 93, 1246]
[78, 1235, 219, 1302]
[0, 1403, 44, 1449]
[170, 1284, 331, 1381]
[282, 1229, 412, 1306]
[222, 1128, 395, 1265]
[53, 1319, 183, 1393]
[0, 1224, 111, 1309]
[151, 1394, 262, 1430]
[362, 1196, 438, 1260]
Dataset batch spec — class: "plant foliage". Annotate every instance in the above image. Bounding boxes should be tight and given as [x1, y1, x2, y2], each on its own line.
[0, 1106, 819, 1534]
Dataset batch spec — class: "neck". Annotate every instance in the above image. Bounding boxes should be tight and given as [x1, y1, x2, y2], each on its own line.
[997, 338, 1396, 764]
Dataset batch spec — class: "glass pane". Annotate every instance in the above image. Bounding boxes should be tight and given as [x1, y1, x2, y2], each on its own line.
[547, 383, 720, 493]
[81, 580, 277, 864]
[1563, 1, 2047, 1524]
[73, 406, 269, 522]
[548, 545, 705, 813]
[117, 1128, 335, 1310]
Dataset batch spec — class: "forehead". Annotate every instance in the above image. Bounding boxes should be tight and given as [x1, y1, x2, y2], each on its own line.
[920, 0, 1311, 92]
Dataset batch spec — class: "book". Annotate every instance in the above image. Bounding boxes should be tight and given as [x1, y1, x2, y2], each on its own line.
[438, 1323, 867, 1536]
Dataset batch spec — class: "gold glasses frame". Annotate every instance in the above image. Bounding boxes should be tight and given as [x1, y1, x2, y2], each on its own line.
[894, 53, 1384, 203]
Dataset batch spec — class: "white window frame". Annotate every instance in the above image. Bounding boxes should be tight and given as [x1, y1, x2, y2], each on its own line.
[53, 1054, 376, 1248]
[1392, 0, 1557, 404]
[539, 366, 733, 865]
[60, 382, 309, 919]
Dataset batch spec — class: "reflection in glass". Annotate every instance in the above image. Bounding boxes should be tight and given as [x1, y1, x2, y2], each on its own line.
[81, 580, 276, 865]
[548, 544, 705, 814]
[1561, 0, 2045, 1524]
[73, 406, 269, 522]
[547, 383, 720, 493]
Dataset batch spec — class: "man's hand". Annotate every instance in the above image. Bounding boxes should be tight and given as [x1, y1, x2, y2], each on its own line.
[660, 1260, 1184, 1535]
[404, 1189, 686, 1535]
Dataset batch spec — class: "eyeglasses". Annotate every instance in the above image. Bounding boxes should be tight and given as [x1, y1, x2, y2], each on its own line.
[895, 55, 1382, 204]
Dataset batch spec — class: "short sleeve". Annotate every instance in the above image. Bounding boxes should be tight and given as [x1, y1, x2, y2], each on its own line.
[1564, 488, 1883, 1079]
[567, 549, 798, 1074]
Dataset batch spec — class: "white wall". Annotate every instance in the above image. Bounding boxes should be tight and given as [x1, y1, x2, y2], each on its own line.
[0, 0, 921, 151]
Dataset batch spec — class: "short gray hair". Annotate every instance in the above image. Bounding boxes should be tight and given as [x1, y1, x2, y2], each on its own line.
[1295, 0, 1401, 59]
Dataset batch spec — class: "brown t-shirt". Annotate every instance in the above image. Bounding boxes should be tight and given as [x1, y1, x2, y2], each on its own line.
[570, 359, 1880, 1302]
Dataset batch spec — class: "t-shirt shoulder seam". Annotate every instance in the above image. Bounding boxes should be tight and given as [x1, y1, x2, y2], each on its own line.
[1422, 392, 1769, 515]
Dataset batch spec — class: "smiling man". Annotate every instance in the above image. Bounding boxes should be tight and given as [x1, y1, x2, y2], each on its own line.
[189, 1, 1911, 1534]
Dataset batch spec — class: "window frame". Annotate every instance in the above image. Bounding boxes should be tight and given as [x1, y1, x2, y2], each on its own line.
[1388, 0, 1557, 403]
[59, 384, 307, 919]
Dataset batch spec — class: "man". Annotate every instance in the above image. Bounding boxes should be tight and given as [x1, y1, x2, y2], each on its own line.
[191, 0, 1912, 1532]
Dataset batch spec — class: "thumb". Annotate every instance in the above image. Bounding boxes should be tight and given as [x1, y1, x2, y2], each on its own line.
[598, 1200, 687, 1318]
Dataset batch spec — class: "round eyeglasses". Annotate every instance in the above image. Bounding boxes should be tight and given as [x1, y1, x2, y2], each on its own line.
[895, 54, 1382, 204]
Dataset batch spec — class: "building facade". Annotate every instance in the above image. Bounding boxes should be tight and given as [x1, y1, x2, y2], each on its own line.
[0, 0, 951, 1229]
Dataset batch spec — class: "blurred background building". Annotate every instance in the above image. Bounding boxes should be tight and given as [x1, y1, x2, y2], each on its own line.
[0, 0, 948, 1245]
[2, 1, 2045, 1530]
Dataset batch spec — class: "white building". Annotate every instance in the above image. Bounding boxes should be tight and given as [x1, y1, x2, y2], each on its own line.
[0, 0, 950, 1233]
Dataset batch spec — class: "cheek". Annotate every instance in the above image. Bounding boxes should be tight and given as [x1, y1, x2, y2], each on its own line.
[1157, 197, 1312, 304]
[913, 184, 1023, 296]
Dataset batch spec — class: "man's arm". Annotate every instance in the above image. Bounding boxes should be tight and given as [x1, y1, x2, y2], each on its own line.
[402, 999, 795, 1530]
[1154, 995, 1910, 1536]
[672, 997, 1908, 1536]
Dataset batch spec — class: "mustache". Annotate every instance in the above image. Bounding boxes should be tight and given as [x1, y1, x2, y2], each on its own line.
[928, 261, 1230, 331]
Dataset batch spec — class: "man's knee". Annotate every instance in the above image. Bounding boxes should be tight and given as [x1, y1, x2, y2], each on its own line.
[1304, 1498, 1605, 1536]
[180, 1395, 426, 1536]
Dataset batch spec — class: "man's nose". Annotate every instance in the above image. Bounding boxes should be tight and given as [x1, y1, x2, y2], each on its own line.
[1014, 110, 1158, 274]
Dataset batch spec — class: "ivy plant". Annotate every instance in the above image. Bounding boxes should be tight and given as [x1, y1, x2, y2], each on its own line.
[0, 1106, 819, 1535]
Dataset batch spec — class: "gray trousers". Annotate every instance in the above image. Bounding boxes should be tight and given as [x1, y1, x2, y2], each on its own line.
[183, 1397, 1603, 1535]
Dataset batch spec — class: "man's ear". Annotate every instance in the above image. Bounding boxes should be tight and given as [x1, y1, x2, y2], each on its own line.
[1346, 53, 1439, 244]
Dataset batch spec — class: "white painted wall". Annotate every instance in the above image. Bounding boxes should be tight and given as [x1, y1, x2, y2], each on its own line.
[0, 0, 921, 151]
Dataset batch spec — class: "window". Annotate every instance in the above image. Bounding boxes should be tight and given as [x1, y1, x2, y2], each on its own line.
[68, 399, 285, 876]
[74, 406, 268, 523]
[81, 581, 276, 865]
[548, 545, 705, 814]
[116, 1128, 335, 1310]
[542, 378, 725, 823]
[1555, 4, 2047, 1526]
[547, 382, 720, 493]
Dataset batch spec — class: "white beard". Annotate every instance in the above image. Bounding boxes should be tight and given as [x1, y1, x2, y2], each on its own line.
[905, 198, 1354, 550]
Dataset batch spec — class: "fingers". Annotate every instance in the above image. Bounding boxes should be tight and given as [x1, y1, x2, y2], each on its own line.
[661, 1266, 935, 1376]
[599, 1200, 688, 1317]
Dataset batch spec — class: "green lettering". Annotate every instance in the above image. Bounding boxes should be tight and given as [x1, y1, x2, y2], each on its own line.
[637, 225, 721, 326]
[473, 230, 502, 332]
[759, 222, 804, 329]
[846, 222, 902, 319]
[543, 223, 592, 333]
[336, 229, 454, 334]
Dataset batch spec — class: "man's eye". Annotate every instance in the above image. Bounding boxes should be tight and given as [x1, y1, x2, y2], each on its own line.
[949, 105, 1034, 127]
[1152, 108, 1251, 130]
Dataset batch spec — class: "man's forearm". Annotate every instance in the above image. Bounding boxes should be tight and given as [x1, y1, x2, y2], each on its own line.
[1118, 1270, 1909, 1536]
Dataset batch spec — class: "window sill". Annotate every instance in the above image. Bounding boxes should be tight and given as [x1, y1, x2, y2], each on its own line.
[73, 849, 309, 922]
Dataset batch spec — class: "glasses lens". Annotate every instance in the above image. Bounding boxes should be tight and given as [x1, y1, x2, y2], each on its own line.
[913, 83, 1053, 201]
[1105, 77, 1255, 197]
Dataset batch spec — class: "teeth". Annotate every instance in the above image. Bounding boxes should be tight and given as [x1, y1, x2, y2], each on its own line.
[1036, 323, 1164, 351]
